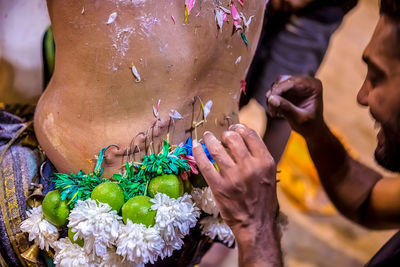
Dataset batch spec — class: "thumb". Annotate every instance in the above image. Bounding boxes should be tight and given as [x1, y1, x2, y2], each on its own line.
[268, 95, 303, 123]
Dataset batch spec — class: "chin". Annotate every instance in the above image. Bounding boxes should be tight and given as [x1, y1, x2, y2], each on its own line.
[374, 141, 400, 173]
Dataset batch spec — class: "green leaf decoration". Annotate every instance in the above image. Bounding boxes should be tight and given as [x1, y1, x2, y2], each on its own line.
[52, 140, 191, 204]
[53, 171, 106, 208]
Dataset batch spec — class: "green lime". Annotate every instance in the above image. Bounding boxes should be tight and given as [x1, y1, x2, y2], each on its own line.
[189, 173, 208, 188]
[183, 179, 193, 193]
[121, 196, 156, 226]
[148, 174, 184, 199]
[42, 190, 70, 227]
[91, 182, 125, 213]
[68, 228, 84, 247]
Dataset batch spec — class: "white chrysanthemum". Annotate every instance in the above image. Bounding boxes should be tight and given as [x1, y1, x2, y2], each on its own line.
[200, 216, 235, 247]
[116, 220, 164, 264]
[20, 206, 59, 251]
[99, 248, 135, 267]
[191, 187, 219, 216]
[151, 193, 200, 258]
[68, 199, 122, 257]
[53, 238, 93, 267]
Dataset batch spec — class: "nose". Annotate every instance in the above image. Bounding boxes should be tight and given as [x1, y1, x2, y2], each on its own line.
[357, 81, 369, 106]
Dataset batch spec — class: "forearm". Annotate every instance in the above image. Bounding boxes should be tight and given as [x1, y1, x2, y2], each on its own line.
[234, 223, 283, 267]
[305, 122, 382, 223]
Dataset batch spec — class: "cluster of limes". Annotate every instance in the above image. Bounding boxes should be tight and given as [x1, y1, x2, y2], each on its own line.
[41, 173, 208, 246]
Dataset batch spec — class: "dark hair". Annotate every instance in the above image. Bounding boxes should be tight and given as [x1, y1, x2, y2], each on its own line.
[380, 0, 400, 19]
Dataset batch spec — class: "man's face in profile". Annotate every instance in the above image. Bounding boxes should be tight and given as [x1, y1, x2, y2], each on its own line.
[357, 15, 400, 172]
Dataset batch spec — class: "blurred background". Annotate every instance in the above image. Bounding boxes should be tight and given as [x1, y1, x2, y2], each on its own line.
[1, 0, 395, 266]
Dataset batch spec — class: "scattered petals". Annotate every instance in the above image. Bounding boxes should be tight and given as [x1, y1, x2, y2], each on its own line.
[171, 15, 176, 24]
[184, 0, 196, 23]
[169, 109, 183, 120]
[240, 80, 247, 95]
[107, 12, 117, 24]
[131, 66, 141, 82]
[240, 12, 255, 30]
[215, 9, 224, 30]
[153, 99, 161, 118]
[185, 0, 196, 13]
[20, 206, 59, 251]
[203, 100, 213, 119]
[219, 6, 231, 14]
[235, 56, 242, 64]
[81, 7, 85, 15]
[238, 0, 244, 6]
[231, 4, 242, 29]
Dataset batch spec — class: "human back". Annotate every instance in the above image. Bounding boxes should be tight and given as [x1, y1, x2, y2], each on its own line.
[35, 0, 265, 177]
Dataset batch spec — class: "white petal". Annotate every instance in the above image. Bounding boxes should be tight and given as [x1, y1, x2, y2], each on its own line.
[131, 65, 141, 82]
[203, 100, 213, 119]
[107, 12, 117, 24]
[169, 109, 183, 119]
[235, 56, 242, 64]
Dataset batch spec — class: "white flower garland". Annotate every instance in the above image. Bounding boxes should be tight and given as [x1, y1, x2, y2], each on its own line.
[191, 187, 235, 246]
[68, 199, 122, 258]
[151, 193, 200, 258]
[191, 187, 219, 217]
[20, 206, 59, 251]
[53, 238, 93, 267]
[116, 220, 164, 264]
[199, 216, 235, 247]
[21, 193, 200, 266]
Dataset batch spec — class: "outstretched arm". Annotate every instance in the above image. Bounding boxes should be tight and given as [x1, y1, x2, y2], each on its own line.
[267, 76, 400, 229]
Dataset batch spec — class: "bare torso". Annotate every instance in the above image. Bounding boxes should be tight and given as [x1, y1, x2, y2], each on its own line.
[35, 0, 265, 177]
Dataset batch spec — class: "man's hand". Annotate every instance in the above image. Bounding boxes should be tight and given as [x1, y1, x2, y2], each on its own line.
[192, 124, 282, 267]
[267, 75, 325, 139]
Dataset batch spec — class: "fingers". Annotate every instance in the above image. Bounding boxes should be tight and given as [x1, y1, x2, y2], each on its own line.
[267, 75, 295, 98]
[268, 94, 304, 122]
[221, 130, 250, 164]
[203, 131, 235, 173]
[192, 140, 220, 187]
[229, 124, 271, 159]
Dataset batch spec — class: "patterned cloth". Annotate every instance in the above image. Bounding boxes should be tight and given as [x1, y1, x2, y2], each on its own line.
[0, 107, 47, 266]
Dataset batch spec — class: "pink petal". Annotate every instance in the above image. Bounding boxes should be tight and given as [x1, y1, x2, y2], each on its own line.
[240, 80, 247, 95]
[222, 12, 228, 21]
[238, 0, 244, 6]
[185, 0, 196, 13]
[231, 3, 241, 22]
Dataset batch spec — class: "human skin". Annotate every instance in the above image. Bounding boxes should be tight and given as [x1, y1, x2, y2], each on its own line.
[193, 124, 282, 267]
[34, 0, 265, 177]
[267, 15, 400, 229]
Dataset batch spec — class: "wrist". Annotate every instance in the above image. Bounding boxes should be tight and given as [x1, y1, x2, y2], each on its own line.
[303, 119, 329, 142]
[233, 223, 282, 267]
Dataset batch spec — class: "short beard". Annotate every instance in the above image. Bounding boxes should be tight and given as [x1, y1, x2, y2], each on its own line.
[375, 141, 400, 173]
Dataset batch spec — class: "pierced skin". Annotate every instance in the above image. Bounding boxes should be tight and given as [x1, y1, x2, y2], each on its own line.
[35, 0, 265, 177]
